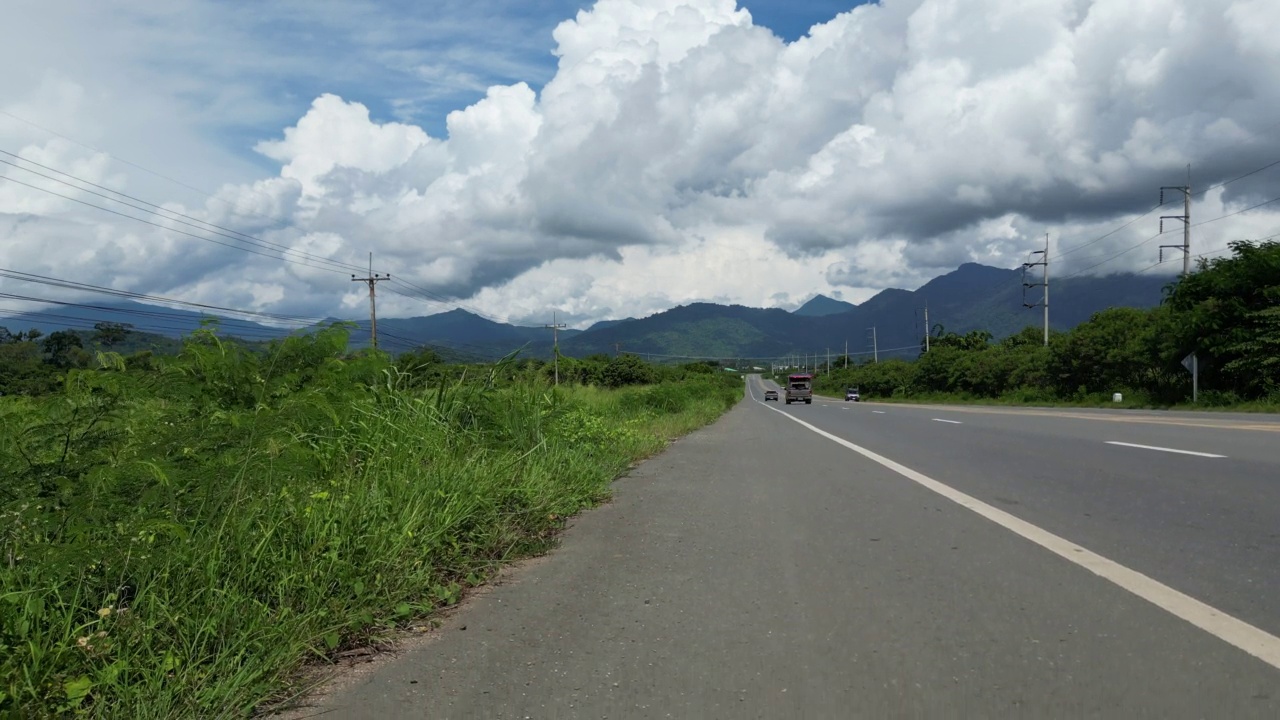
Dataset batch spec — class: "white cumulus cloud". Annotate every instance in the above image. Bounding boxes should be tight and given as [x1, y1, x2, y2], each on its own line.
[3, 0, 1279, 329]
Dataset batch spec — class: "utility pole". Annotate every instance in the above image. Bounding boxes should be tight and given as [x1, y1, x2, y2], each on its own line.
[826, 348, 830, 376]
[351, 252, 389, 350]
[614, 342, 623, 357]
[867, 327, 878, 363]
[844, 339, 848, 368]
[544, 311, 567, 386]
[1022, 234, 1049, 346]
[1160, 166, 1192, 276]
[923, 301, 930, 352]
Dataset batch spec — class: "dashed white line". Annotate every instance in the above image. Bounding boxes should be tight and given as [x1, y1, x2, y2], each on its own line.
[873, 410, 886, 415]
[1105, 441, 1226, 458]
[757, 402, 1280, 672]
[932, 418, 963, 425]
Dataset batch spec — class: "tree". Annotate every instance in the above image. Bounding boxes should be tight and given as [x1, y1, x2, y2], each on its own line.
[0, 340, 58, 394]
[0, 326, 12, 344]
[601, 354, 656, 387]
[1163, 240, 1280, 399]
[24, 328, 43, 343]
[92, 321, 134, 348]
[1048, 307, 1161, 398]
[42, 330, 85, 368]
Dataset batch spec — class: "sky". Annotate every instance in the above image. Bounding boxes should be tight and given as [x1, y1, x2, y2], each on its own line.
[2, 0, 1279, 330]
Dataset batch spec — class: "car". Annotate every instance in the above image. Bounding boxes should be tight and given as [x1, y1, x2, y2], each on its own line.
[845, 387, 860, 402]
[764, 389, 779, 401]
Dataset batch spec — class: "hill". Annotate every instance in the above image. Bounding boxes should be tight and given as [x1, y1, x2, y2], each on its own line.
[0, 263, 1175, 362]
[0, 300, 291, 342]
[561, 264, 1171, 361]
[793, 294, 857, 316]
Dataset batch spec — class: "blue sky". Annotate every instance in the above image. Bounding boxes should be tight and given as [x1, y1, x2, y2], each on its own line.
[221, 0, 872, 144]
[3, 0, 1277, 326]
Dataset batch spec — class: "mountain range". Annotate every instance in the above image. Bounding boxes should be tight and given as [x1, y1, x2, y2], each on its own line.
[0, 263, 1172, 362]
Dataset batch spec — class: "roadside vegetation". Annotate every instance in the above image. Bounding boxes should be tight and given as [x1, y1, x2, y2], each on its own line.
[808, 240, 1280, 409]
[0, 324, 740, 718]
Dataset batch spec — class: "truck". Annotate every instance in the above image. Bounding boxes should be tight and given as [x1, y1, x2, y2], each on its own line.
[785, 373, 813, 405]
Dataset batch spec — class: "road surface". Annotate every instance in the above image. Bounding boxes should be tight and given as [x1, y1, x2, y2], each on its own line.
[299, 376, 1280, 718]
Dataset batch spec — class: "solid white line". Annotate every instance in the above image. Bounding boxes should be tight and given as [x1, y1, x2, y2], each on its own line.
[932, 418, 963, 424]
[1105, 441, 1226, 459]
[758, 402, 1280, 671]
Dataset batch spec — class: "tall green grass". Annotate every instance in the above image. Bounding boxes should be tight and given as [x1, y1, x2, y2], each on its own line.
[0, 329, 741, 718]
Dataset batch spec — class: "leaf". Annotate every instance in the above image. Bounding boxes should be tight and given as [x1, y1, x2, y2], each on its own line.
[99, 661, 125, 686]
[323, 632, 340, 650]
[394, 602, 412, 617]
[161, 651, 182, 673]
[64, 676, 94, 705]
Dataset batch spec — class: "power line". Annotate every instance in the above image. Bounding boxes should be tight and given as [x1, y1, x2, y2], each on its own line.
[1059, 195, 1280, 280]
[1198, 159, 1280, 196]
[1189, 194, 1280, 229]
[1, 154, 515, 325]
[1052, 203, 1163, 260]
[0, 109, 292, 228]
[0, 155, 367, 275]
[0, 174, 358, 273]
[1052, 157, 1280, 262]
[0, 267, 325, 325]
[0, 267, 513, 359]
[0, 297, 496, 359]
[0, 300, 306, 340]
[1134, 229, 1280, 275]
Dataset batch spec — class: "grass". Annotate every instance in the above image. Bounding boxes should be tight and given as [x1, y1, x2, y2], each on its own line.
[0, 331, 742, 719]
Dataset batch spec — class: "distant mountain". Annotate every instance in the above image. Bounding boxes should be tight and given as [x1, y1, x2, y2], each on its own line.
[348, 309, 581, 358]
[793, 294, 857, 316]
[0, 263, 1176, 363]
[560, 263, 1171, 361]
[585, 318, 635, 332]
[562, 303, 799, 359]
[0, 300, 291, 341]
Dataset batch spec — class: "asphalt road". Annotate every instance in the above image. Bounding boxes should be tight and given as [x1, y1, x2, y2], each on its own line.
[301, 377, 1280, 718]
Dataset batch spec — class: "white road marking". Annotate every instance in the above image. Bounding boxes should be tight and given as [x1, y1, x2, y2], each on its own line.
[932, 418, 963, 424]
[1105, 441, 1226, 458]
[873, 411, 887, 414]
[759, 401, 1280, 671]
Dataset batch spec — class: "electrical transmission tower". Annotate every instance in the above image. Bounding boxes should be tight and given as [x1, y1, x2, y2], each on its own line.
[1022, 233, 1049, 346]
[1160, 169, 1192, 275]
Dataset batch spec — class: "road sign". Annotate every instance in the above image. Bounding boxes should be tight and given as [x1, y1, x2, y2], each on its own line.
[1181, 352, 1198, 403]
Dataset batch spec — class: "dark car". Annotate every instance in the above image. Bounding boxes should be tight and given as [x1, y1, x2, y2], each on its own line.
[764, 389, 779, 401]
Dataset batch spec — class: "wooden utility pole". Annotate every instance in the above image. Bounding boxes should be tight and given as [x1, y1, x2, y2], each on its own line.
[351, 252, 389, 350]
[544, 311, 567, 385]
